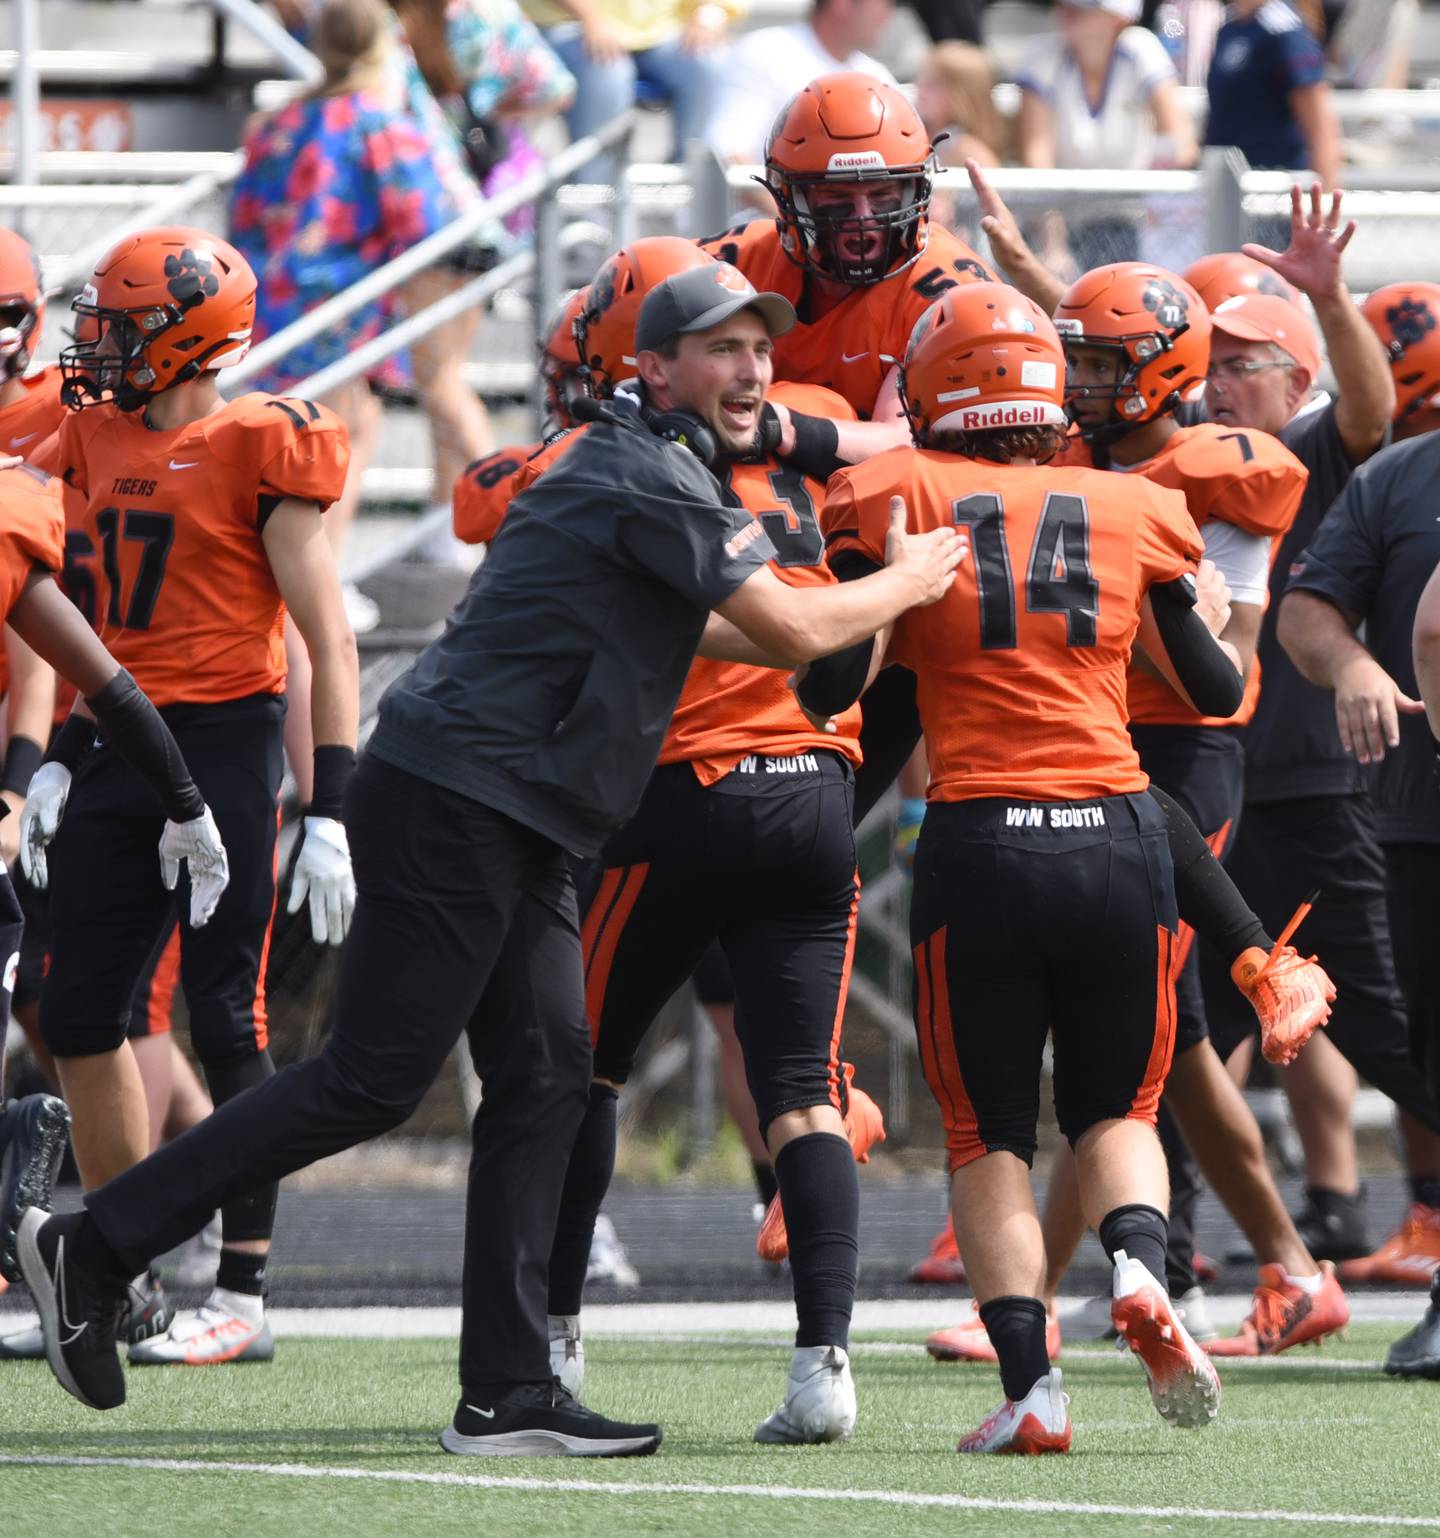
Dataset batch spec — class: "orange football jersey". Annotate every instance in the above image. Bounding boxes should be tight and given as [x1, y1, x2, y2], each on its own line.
[54, 393, 348, 707]
[0, 367, 65, 460]
[825, 447, 1203, 801]
[454, 441, 546, 546]
[0, 463, 65, 615]
[700, 222, 993, 417]
[1058, 423, 1307, 726]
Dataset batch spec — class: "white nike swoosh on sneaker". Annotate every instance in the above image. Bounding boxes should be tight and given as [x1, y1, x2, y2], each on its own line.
[840, 352, 869, 363]
[169, 459, 199, 470]
[56, 1236, 88, 1347]
[463, 1404, 496, 1418]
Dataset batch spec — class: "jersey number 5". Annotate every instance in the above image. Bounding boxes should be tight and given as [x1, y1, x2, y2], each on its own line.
[93, 508, 176, 631]
[952, 491, 1098, 648]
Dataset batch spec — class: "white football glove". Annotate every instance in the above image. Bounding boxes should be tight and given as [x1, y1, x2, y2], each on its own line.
[159, 805, 231, 928]
[286, 815, 355, 947]
[19, 762, 72, 889]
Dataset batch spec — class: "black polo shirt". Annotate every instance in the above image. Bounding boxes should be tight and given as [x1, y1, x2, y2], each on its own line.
[1241, 397, 1372, 803]
[1284, 428, 1440, 844]
[369, 404, 776, 856]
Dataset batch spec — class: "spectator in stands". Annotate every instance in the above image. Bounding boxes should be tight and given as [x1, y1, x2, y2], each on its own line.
[523, 0, 742, 183]
[914, 40, 1003, 232]
[1015, 0, 1197, 270]
[704, 0, 895, 169]
[232, 0, 457, 631]
[1204, 0, 1341, 190]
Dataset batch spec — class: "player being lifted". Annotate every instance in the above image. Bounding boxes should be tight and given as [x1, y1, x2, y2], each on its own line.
[21, 225, 359, 1366]
[801, 282, 1240, 1452]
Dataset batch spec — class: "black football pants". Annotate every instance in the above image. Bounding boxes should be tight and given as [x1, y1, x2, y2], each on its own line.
[86, 754, 593, 1392]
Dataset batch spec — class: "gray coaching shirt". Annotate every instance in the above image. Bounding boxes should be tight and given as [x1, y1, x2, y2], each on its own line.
[1241, 396, 1374, 802]
[369, 403, 777, 856]
[1284, 427, 1440, 844]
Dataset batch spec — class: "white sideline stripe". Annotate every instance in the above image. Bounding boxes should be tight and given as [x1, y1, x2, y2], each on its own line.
[1, 1454, 1437, 1529]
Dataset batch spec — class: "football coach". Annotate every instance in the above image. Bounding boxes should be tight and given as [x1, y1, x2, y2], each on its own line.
[14, 263, 964, 1456]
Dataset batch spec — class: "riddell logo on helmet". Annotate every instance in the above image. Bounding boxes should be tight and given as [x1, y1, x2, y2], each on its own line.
[825, 152, 886, 173]
[959, 403, 1049, 428]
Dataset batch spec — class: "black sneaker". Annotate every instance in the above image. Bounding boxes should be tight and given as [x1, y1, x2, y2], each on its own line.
[15, 1208, 126, 1410]
[1384, 1276, 1440, 1380]
[119, 1269, 173, 1344]
[440, 1378, 662, 1457]
[1294, 1186, 1370, 1263]
[0, 1094, 71, 1282]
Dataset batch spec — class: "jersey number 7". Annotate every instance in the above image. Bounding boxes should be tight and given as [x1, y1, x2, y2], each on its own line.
[952, 492, 1098, 649]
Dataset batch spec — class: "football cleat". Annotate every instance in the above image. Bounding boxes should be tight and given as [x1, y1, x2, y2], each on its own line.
[1384, 1274, 1440, 1379]
[585, 1214, 640, 1289]
[0, 1094, 71, 1283]
[119, 1268, 172, 1344]
[1173, 1285, 1218, 1344]
[1231, 923, 1335, 1067]
[127, 1286, 272, 1365]
[1292, 1186, 1371, 1264]
[754, 1344, 856, 1444]
[441, 1378, 661, 1458]
[926, 1301, 1061, 1364]
[756, 1068, 885, 1262]
[1206, 1262, 1348, 1357]
[16, 1208, 126, 1409]
[909, 1216, 967, 1285]
[957, 1368, 1072, 1454]
[1111, 1250, 1220, 1429]
[549, 1313, 584, 1399]
[174, 1213, 223, 1291]
[1337, 1204, 1440, 1286]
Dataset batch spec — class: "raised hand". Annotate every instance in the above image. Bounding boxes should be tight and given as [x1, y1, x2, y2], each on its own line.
[1242, 183, 1355, 301]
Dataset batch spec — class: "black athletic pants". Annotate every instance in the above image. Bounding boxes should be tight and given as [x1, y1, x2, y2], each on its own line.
[86, 754, 593, 1392]
[1382, 841, 1440, 1112]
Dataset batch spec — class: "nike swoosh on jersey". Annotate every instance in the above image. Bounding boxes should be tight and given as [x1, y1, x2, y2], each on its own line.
[840, 352, 869, 363]
[463, 1404, 497, 1418]
[8, 433, 38, 448]
[169, 459, 200, 471]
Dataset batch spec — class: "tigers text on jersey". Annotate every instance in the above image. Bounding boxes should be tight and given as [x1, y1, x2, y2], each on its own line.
[1057, 422, 1307, 726]
[700, 221, 993, 417]
[54, 394, 348, 707]
[824, 446, 1203, 801]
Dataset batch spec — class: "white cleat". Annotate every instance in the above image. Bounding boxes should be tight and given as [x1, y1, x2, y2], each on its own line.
[957, 1368, 1072, 1454]
[0, 1324, 44, 1360]
[1111, 1250, 1221, 1429]
[127, 1286, 274, 1366]
[586, 1214, 639, 1289]
[549, 1313, 584, 1399]
[754, 1344, 856, 1444]
[174, 1214, 223, 1291]
[1173, 1284, 1217, 1343]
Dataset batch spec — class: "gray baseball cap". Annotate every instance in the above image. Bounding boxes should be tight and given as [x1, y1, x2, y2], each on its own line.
[634, 262, 797, 354]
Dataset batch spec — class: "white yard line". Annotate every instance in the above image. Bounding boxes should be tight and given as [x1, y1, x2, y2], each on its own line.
[1, 1454, 1436, 1529]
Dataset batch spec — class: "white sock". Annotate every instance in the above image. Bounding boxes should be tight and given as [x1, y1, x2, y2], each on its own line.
[548, 1313, 581, 1340]
[1283, 1270, 1324, 1295]
[209, 1285, 264, 1324]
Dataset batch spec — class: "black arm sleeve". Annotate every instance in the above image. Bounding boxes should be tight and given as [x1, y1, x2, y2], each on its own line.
[1, 734, 44, 797]
[782, 411, 844, 483]
[85, 670, 205, 823]
[1147, 576, 1246, 719]
[795, 546, 883, 718]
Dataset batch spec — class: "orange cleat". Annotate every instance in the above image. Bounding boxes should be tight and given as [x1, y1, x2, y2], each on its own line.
[1231, 899, 1335, 1066]
[755, 1065, 886, 1264]
[927, 1301, 1061, 1364]
[909, 1215, 968, 1284]
[1206, 1262, 1348, 1356]
[1337, 1205, 1440, 1286]
[957, 1369, 1071, 1454]
[1111, 1251, 1220, 1429]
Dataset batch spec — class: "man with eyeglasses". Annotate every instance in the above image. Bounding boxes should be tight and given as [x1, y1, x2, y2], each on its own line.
[1194, 198, 1440, 1296]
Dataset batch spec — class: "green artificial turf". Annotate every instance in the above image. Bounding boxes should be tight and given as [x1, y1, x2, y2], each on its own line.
[2, 1326, 1438, 1537]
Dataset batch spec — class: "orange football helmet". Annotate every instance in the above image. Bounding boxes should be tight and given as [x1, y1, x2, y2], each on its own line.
[575, 237, 712, 396]
[900, 284, 1066, 445]
[1054, 262, 1210, 444]
[1361, 282, 1440, 423]
[764, 72, 936, 287]
[1184, 252, 1300, 312]
[538, 285, 589, 435]
[0, 227, 44, 382]
[60, 224, 255, 412]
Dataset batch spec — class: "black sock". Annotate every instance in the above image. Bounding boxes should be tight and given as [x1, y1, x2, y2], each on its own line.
[774, 1132, 858, 1348]
[1099, 1203, 1170, 1287]
[216, 1247, 267, 1297]
[204, 1051, 280, 1245]
[1149, 785, 1272, 958]
[1410, 1175, 1440, 1211]
[979, 1296, 1050, 1402]
[752, 1159, 779, 1209]
[547, 1083, 618, 1317]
